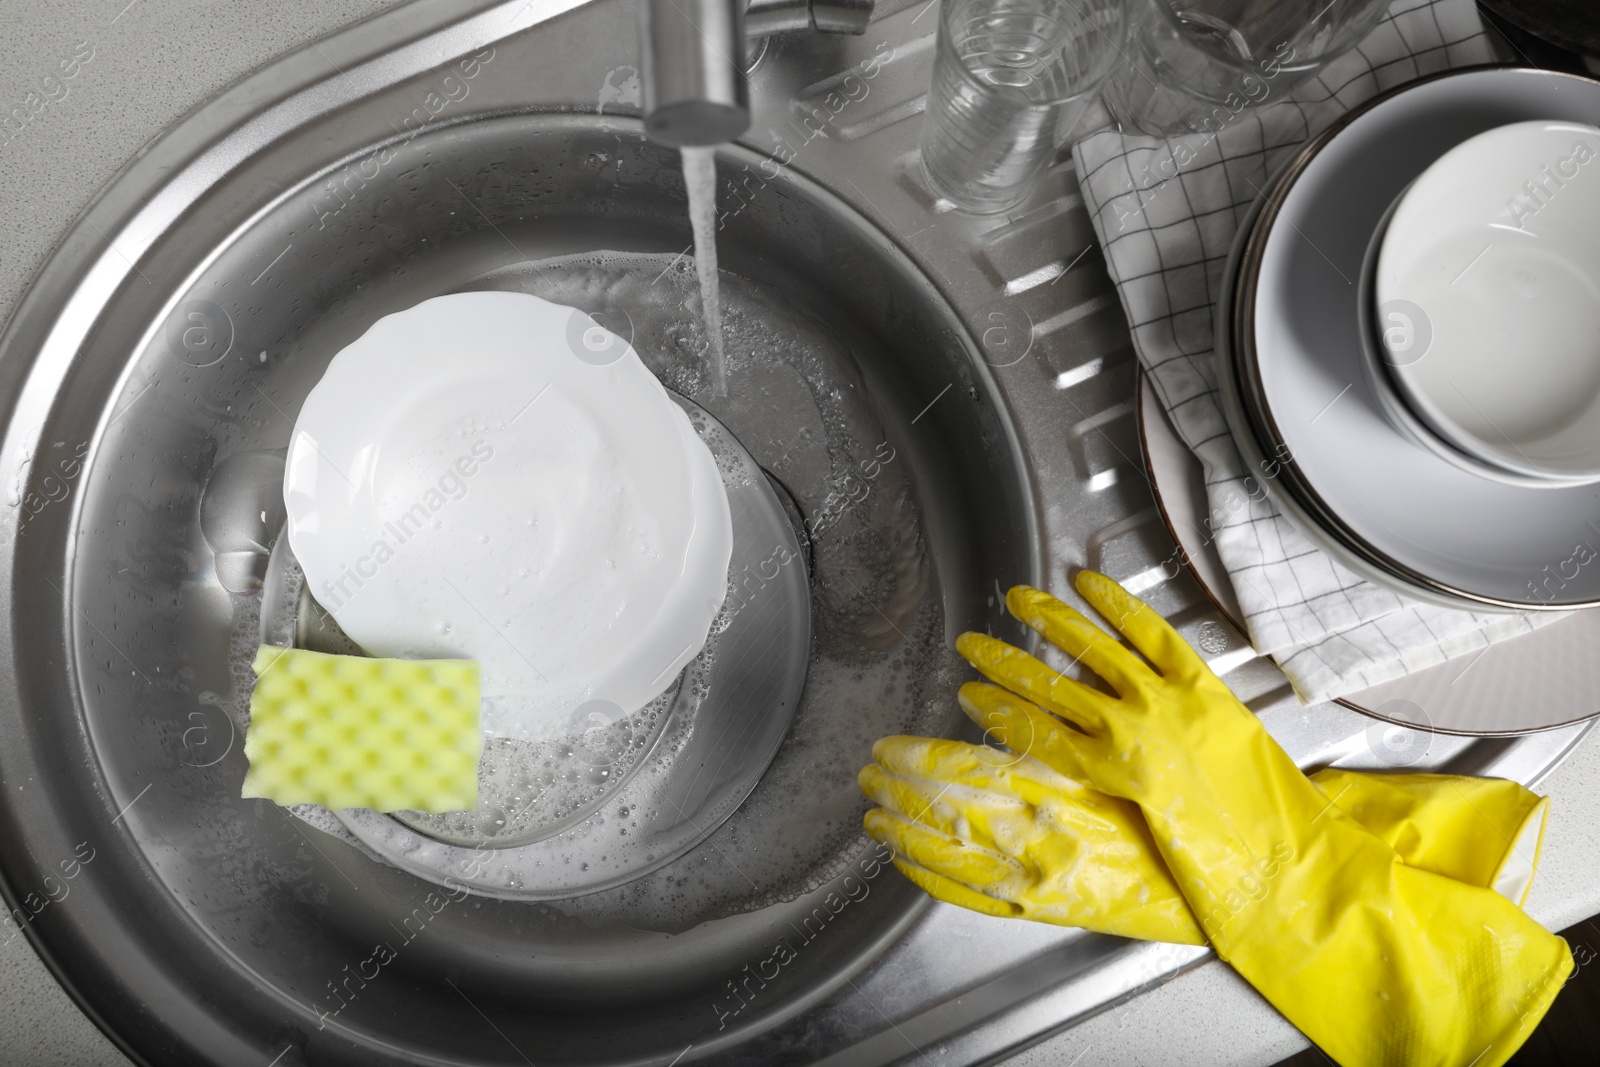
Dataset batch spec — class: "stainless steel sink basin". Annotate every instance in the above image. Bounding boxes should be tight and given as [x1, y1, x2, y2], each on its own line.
[0, 0, 1588, 1065]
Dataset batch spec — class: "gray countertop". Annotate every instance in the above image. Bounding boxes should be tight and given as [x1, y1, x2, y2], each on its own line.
[1, 1, 1596, 1065]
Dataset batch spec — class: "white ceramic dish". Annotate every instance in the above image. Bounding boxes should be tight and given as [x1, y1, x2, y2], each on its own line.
[284, 290, 734, 739]
[1377, 120, 1600, 484]
[1140, 374, 1600, 735]
[1356, 189, 1566, 490]
[1226, 67, 1600, 611]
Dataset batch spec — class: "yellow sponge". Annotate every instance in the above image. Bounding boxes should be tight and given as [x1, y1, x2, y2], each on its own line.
[242, 645, 482, 813]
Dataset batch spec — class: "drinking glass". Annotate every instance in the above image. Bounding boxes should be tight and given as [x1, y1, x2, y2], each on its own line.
[921, 0, 1128, 214]
[1103, 0, 1390, 138]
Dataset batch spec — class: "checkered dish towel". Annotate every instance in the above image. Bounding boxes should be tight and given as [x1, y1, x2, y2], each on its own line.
[1072, 0, 1561, 704]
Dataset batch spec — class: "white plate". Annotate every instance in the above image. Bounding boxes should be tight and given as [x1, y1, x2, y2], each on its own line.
[1140, 373, 1600, 735]
[284, 290, 733, 739]
[1379, 120, 1600, 483]
[1237, 68, 1600, 610]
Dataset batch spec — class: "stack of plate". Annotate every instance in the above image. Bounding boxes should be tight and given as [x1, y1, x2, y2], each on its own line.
[1147, 66, 1600, 735]
[1216, 67, 1600, 614]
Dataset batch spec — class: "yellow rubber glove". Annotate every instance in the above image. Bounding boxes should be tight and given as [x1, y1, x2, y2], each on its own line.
[1304, 767, 1549, 909]
[862, 736, 1205, 944]
[955, 573, 1572, 1067]
[860, 730, 1550, 946]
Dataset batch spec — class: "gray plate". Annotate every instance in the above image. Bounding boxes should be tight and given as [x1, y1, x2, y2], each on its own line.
[1141, 372, 1600, 735]
[1223, 66, 1600, 611]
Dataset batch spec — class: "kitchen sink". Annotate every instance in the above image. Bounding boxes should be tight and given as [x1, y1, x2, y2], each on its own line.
[0, 0, 1587, 1064]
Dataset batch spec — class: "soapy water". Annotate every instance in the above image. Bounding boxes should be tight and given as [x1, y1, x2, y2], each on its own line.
[207, 251, 958, 924]
[396, 689, 676, 846]
[457, 253, 959, 927]
[681, 146, 728, 398]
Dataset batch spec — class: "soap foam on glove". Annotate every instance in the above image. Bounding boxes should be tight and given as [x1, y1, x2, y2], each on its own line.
[862, 572, 1571, 1067]
[861, 734, 1550, 947]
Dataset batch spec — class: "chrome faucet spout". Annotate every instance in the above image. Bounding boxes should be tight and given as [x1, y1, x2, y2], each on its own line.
[640, 0, 749, 148]
[640, 0, 874, 147]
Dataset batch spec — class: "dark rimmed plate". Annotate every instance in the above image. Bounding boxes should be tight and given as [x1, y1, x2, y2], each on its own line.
[1221, 66, 1600, 611]
[1139, 371, 1600, 735]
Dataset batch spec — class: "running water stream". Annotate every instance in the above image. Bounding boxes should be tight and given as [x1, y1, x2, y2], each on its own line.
[681, 146, 727, 397]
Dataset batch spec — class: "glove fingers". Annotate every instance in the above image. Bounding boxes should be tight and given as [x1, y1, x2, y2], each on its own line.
[1004, 586, 1153, 697]
[890, 856, 1023, 919]
[957, 682, 1093, 781]
[861, 771, 1058, 863]
[867, 732, 1093, 803]
[868, 727, 1133, 846]
[869, 734, 1023, 784]
[863, 808, 1022, 890]
[955, 632, 1116, 733]
[1074, 570, 1206, 682]
[858, 762, 987, 839]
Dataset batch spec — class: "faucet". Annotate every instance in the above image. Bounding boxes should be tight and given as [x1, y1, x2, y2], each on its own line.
[640, 0, 874, 147]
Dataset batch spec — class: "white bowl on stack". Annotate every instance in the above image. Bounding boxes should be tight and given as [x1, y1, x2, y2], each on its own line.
[1362, 120, 1600, 488]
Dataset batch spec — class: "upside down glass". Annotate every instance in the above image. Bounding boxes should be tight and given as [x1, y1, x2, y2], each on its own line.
[920, 0, 1128, 214]
[1103, 0, 1390, 138]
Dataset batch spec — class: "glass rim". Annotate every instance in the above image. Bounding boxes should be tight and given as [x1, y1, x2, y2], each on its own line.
[937, 0, 1130, 110]
[1144, 0, 1390, 72]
